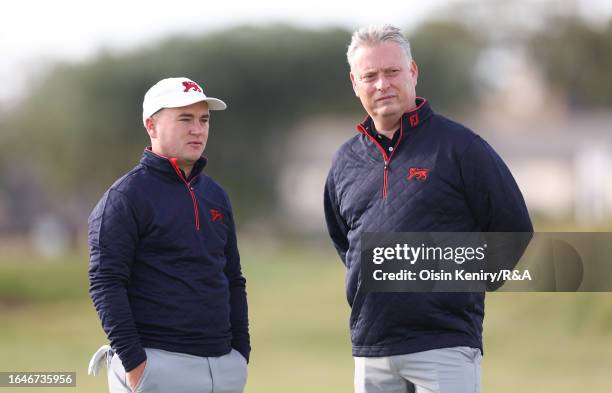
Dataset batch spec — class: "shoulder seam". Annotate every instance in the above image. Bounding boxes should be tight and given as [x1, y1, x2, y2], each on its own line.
[109, 165, 146, 190]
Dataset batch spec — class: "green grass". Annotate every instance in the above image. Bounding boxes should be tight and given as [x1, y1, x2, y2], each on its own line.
[1, 242, 612, 392]
[483, 293, 612, 392]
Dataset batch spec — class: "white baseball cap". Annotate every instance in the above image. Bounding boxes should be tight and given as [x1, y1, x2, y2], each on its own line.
[142, 77, 227, 126]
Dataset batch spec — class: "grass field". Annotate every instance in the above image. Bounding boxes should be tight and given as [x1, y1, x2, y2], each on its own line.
[1, 241, 611, 392]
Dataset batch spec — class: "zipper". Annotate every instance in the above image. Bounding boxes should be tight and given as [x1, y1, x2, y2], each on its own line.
[169, 158, 201, 231]
[357, 122, 404, 200]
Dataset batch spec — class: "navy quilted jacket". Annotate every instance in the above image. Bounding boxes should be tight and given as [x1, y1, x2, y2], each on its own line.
[88, 148, 249, 372]
[324, 98, 532, 357]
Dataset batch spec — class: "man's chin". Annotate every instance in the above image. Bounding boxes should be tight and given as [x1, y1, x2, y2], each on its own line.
[187, 150, 205, 160]
[186, 155, 203, 164]
[372, 107, 402, 119]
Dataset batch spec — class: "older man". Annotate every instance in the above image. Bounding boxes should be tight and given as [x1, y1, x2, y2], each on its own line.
[324, 25, 532, 393]
[88, 77, 249, 393]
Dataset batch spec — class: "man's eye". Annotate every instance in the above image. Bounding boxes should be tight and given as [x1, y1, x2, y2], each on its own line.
[362, 74, 375, 81]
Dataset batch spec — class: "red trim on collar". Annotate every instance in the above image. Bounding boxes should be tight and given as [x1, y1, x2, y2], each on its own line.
[144, 147, 201, 231]
[404, 97, 427, 114]
[356, 97, 428, 131]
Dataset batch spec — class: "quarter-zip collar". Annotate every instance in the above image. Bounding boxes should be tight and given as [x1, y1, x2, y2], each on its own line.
[357, 97, 433, 141]
[140, 147, 207, 231]
[141, 147, 207, 183]
[355, 97, 433, 199]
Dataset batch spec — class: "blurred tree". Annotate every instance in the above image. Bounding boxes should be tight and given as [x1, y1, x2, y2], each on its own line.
[409, 21, 486, 115]
[529, 17, 612, 109]
[1, 26, 355, 221]
[0, 24, 486, 225]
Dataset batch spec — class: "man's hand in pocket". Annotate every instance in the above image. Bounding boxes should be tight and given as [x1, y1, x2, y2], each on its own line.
[126, 360, 146, 391]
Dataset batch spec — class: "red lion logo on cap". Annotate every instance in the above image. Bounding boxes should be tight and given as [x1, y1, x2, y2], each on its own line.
[182, 81, 202, 93]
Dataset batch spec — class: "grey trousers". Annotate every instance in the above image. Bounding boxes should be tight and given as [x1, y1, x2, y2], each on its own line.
[108, 348, 247, 393]
[354, 347, 481, 393]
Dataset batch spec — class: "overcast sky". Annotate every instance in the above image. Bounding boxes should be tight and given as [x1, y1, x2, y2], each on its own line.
[1, 0, 611, 104]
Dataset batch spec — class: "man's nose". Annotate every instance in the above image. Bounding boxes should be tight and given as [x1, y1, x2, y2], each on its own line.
[375, 76, 390, 91]
[190, 121, 206, 134]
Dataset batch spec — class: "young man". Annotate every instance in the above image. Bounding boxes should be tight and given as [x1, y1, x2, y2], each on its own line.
[324, 25, 532, 393]
[88, 77, 249, 393]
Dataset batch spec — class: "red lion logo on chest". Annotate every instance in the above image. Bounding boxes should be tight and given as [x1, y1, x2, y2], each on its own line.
[407, 167, 429, 182]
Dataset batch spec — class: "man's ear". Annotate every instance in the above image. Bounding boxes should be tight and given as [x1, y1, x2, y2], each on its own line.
[145, 117, 157, 138]
[349, 72, 359, 97]
[411, 60, 419, 86]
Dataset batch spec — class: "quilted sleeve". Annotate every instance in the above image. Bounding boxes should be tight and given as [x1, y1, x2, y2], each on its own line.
[460, 136, 533, 289]
[88, 188, 146, 372]
[459, 136, 533, 233]
[222, 195, 250, 363]
[324, 169, 350, 265]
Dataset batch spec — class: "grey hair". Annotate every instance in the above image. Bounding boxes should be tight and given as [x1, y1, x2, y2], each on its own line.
[346, 24, 412, 68]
